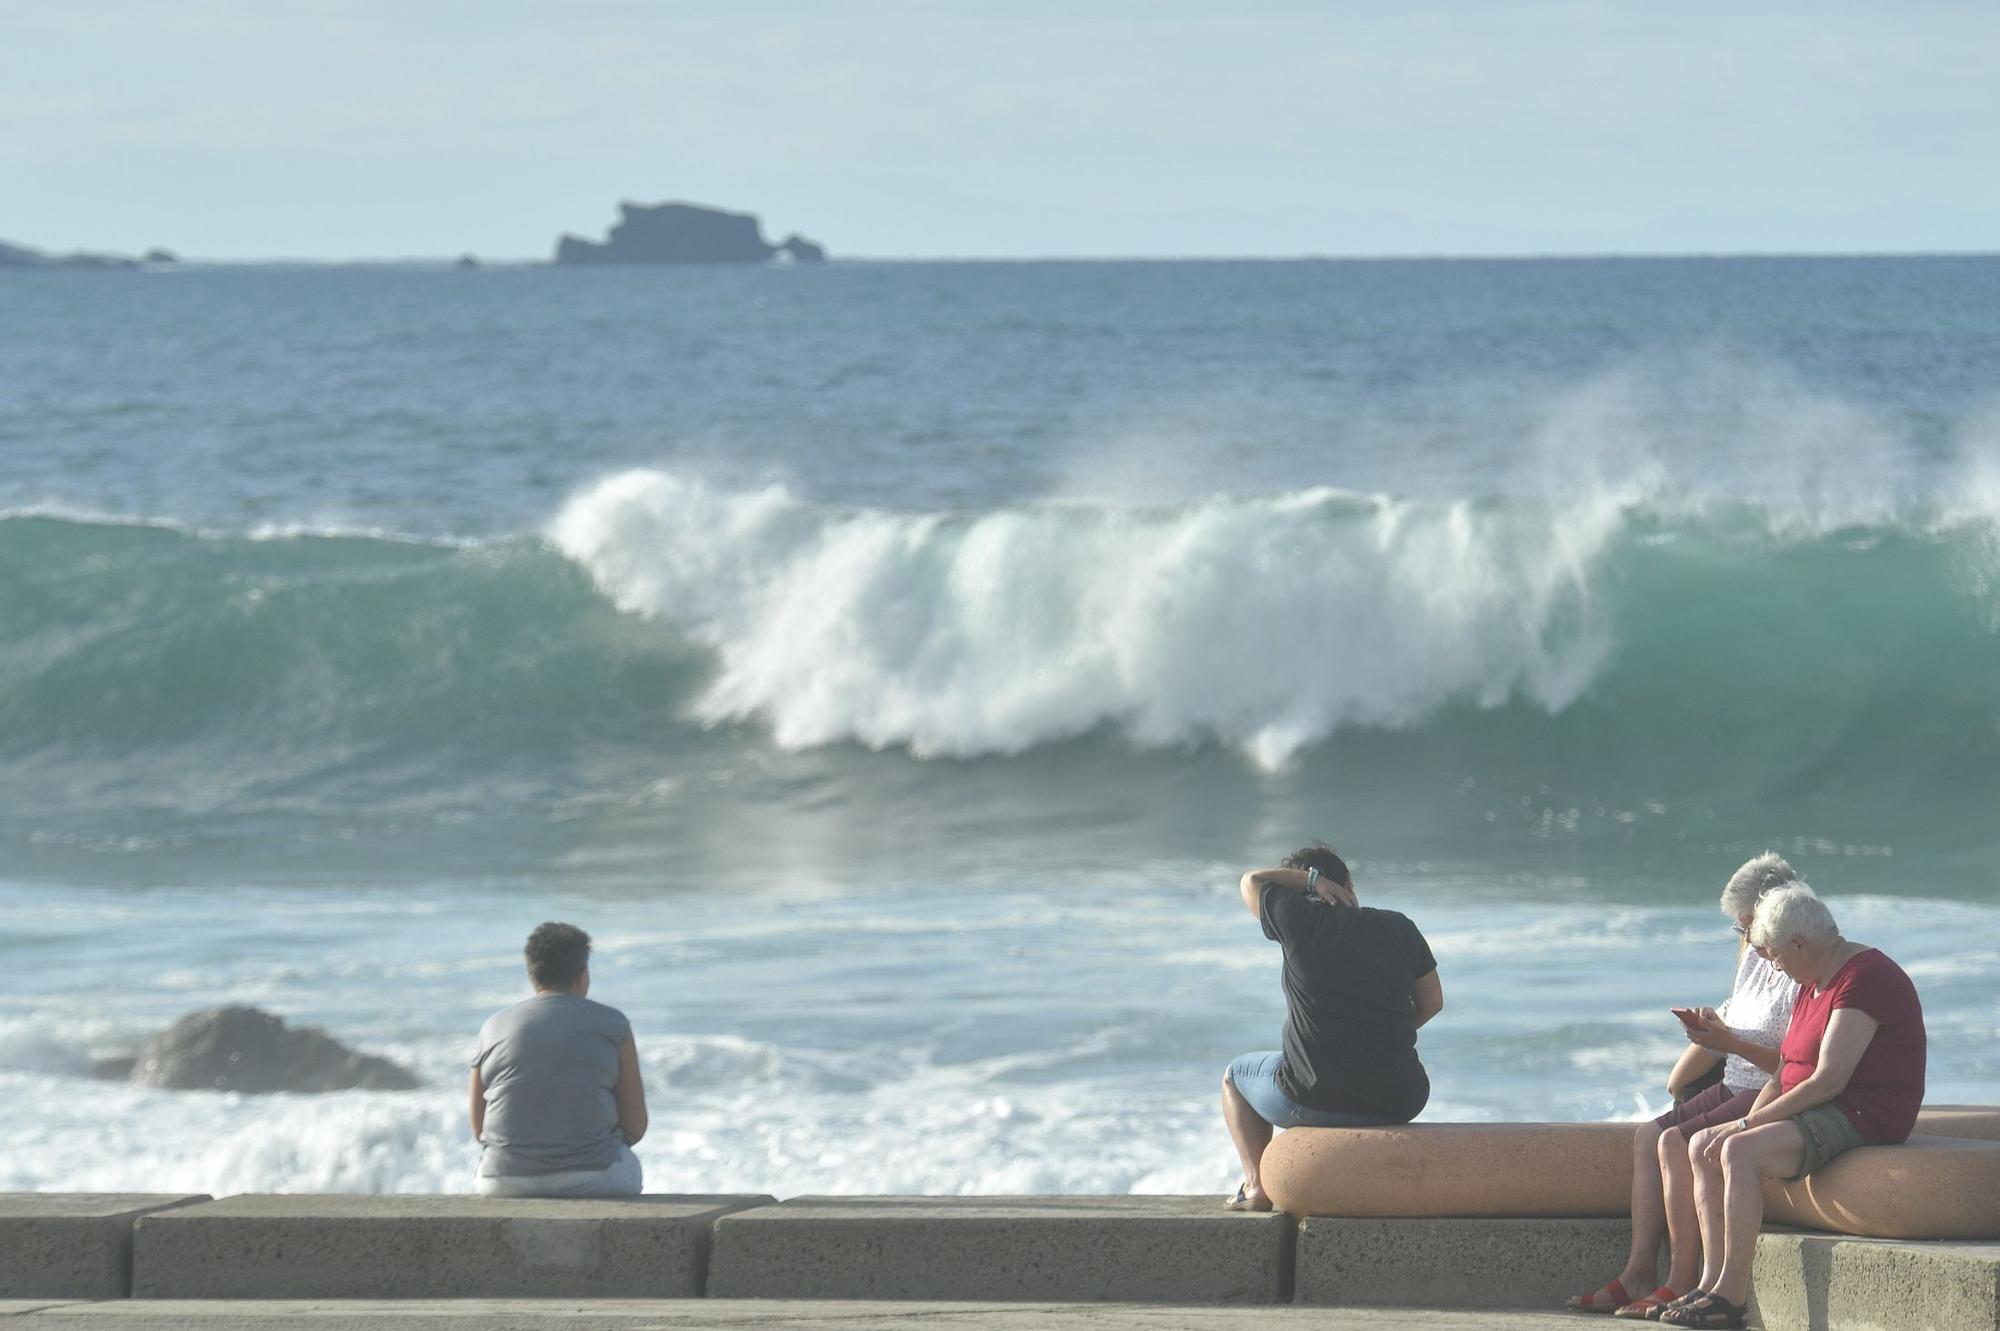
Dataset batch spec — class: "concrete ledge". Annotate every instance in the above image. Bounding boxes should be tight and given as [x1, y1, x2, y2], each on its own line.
[1765, 1135, 2000, 1240]
[0, 1298, 1611, 1328]
[706, 1196, 1293, 1303]
[1262, 1124, 1635, 1219]
[129, 1194, 772, 1299]
[1293, 1217, 1655, 1309]
[0, 1195, 210, 1299]
[1748, 1229, 2000, 1331]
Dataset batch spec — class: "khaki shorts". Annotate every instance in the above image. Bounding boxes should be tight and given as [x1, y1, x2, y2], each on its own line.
[1788, 1102, 1866, 1180]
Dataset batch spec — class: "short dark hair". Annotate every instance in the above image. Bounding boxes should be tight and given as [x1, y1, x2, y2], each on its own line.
[525, 922, 591, 989]
[1282, 841, 1352, 890]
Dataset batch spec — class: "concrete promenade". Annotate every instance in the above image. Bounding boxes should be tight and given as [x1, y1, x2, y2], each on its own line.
[4, 1194, 1996, 1329]
[0, 1300, 1600, 1329]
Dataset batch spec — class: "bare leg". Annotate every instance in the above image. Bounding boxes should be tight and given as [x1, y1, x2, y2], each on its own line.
[1657, 1125, 1701, 1292]
[1708, 1124, 1806, 1306]
[1688, 1126, 1728, 1293]
[1221, 1068, 1274, 1203]
[1615, 1120, 1666, 1293]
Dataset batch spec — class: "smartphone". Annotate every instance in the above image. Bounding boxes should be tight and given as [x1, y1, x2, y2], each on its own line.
[1670, 1007, 1702, 1027]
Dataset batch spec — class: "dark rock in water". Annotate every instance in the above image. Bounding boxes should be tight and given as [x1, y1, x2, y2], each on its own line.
[778, 233, 826, 264]
[143, 248, 179, 264]
[0, 239, 139, 269]
[455, 253, 480, 269]
[127, 1006, 419, 1093]
[555, 200, 828, 265]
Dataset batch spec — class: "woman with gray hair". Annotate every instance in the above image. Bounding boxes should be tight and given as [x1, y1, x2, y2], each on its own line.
[1658, 885, 1927, 1330]
[1567, 853, 1800, 1318]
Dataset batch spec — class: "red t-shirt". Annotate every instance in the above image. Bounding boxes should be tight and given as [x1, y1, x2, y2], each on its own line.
[1778, 947, 1926, 1144]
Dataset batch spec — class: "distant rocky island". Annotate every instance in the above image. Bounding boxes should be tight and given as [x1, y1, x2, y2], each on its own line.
[555, 200, 826, 265]
[1, 238, 176, 269]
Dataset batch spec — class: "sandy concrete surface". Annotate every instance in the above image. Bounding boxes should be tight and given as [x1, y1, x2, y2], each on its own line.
[0, 1196, 211, 1300]
[131, 1196, 773, 1300]
[1294, 1215, 1653, 1307]
[0, 1299, 1602, 1329]
[706, 1195, 1291, 1303]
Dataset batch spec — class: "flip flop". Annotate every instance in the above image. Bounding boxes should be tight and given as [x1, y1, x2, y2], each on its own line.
[1566, 1278, 1634, 1313]
[1614, 1287, 1682, 1320]
[1224, 1183, 1272, 1212]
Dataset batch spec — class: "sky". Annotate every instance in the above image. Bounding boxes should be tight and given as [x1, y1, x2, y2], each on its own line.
[3, 0, 1998, 260]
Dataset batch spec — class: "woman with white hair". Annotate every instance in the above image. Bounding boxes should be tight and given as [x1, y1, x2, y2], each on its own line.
[1658, 885, 1927, 1330]
[1567, 853, 1801, 1318]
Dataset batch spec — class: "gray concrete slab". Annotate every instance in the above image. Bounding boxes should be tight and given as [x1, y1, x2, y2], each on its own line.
[1748, 1229, 2000, 1331]
[706, 1195, 1293, 1304]
[0, 1196, 211, 1300]
[1293, 1216, 1655, 1309]
[129, 1195, 773, 1300]
[10, 1299, 1597, 1329]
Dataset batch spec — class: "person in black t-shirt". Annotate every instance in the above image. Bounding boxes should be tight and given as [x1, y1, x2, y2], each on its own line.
[1221, 841, 1443, 1211]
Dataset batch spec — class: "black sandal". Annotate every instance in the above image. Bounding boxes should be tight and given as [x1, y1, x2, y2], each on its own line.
[1659, 1290, 1708, 1315]
[1659, 1292, 1746, 1329]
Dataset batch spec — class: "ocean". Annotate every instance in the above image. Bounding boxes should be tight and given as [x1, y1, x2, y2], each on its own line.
[2, 256, 1996, 1196]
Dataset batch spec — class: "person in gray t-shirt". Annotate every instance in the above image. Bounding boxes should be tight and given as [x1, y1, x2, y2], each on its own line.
[470, 922, 649, 1196]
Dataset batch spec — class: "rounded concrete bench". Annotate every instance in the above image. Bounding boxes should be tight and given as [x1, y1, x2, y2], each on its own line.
[1906, 1103, 2000, 1142]
[1263, 1106, 2000, 1238]
[1766, 1135, 2000, 1239]
[1263, 1122, 1637, 1218]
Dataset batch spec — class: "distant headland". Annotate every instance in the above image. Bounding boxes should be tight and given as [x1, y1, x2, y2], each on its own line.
[0, 238, 176, 269]
[554, 200, 826, 265]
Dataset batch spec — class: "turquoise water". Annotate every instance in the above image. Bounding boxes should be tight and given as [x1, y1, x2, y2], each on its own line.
[1, 258, 1996, 1193]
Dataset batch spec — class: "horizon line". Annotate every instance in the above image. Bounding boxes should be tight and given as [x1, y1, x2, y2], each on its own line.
[41, 248, 2000, 267]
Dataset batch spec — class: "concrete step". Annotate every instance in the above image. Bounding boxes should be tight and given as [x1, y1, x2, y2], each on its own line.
[129, 1194, 772, 1299]
[1293, 1216, 1650, 1309]
[705, 1195, 1293, 1303]
[0, 1195, 211, 1299]
[1749, 1228, 2000, 1331]
[0, 1297, 1601, 1329]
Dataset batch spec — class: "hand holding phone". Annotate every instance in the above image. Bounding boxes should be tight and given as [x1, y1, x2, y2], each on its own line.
[1670, 1006, 1704, 1029]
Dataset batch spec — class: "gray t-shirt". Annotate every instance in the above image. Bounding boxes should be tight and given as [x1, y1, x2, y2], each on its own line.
[472, 993, 632, 1178]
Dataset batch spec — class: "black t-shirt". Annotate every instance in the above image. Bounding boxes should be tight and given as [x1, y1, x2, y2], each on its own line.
[1260, 885, 1436, 1120]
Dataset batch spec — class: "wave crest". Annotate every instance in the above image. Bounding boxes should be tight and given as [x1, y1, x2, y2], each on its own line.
[552, 469, 1624, 765]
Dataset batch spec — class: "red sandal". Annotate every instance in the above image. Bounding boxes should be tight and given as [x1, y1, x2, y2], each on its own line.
[1614, 1287, 1682, 1320]
[1566, 1278, 1634, 1313]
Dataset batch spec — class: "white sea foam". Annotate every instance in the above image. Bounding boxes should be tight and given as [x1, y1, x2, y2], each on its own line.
[550, 471, 1620, 766]
[4, 880, 1994, 1198]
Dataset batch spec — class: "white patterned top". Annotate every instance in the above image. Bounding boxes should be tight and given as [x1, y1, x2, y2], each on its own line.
[1716, 943, 1800, 1092]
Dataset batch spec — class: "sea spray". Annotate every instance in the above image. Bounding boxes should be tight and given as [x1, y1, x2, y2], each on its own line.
[550, 470, 1621, 766]
[6, 489, 2000, 872]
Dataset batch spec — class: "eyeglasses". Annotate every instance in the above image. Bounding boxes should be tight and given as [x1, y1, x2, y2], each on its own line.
[1731, 923, 1750, 938]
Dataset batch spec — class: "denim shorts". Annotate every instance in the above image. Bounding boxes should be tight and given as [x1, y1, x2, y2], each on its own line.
[1226, 1050, 1393, 1130]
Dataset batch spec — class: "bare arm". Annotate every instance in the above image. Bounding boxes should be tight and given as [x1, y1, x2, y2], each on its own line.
[1238, 867, 1355, 918]
[1411, 968, 1443, 1029]
[468, 1067, 485, 1142]
[1239, 868, 1299, 917]
[1700, 1009, 1878, 1162]
[1665, 1042, 1723, 1099]
[615, 1033, 649, 1147]
[1741, 1007, 1878, 1126]
[1684, 1009, 1781, 1075]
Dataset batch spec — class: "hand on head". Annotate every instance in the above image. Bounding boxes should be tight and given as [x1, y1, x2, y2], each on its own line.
[1317, 879, 1358, 908]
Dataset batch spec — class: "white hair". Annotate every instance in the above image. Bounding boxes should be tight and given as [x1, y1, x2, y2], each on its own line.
[1721, 851, 1798, 918]
[1749, 883, 1840, 950]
